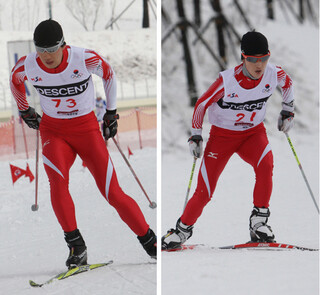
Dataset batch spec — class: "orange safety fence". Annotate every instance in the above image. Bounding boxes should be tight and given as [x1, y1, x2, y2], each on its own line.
[0, 107, 156, 159]
[0, 117, 15, 156]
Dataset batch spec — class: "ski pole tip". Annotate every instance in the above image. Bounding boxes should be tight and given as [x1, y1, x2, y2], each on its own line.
[31, 204, 39, 211]
[149, 202, 157, 209]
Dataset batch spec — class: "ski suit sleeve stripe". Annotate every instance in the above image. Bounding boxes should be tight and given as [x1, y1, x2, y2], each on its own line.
[192, 75, 224, 130]
[9, 56, 29, 111]
[276, 66, 294, 112]
[84, 50, 117, 110]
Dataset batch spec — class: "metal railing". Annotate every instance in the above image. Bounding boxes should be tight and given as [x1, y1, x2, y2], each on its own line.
[118, 78, 156, 100]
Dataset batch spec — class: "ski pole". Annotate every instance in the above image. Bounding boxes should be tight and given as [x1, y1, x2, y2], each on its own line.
[112, 138, 157, 209]
[285, 132, 319, 214]
[183, 157, 197, 212]
[31, 130, 40, 211]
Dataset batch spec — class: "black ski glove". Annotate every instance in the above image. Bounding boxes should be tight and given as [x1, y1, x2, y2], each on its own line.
[188, 135, 203, 158]
[277, 110, 294, 133]
[103, 109, 119, 140]
[19, 107, 41, 130]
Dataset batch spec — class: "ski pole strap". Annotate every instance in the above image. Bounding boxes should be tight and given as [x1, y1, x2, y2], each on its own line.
[104, 113, 119, 121]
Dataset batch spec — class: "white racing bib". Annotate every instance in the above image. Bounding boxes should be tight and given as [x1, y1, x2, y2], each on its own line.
[208, 63, 278, 130]
[25, 46, 95, 118]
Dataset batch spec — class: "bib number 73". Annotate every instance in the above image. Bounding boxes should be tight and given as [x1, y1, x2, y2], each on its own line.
[52, 98, 77, 108]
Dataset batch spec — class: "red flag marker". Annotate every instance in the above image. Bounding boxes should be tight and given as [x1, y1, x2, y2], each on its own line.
[128, 146, 133, 158]
[10, 164, 26, 184]
[10, 163, 35, 184]
[25, 163, 35, 183]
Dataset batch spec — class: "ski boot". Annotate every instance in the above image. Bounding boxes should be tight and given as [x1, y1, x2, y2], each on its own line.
[249, 207, 275, 243]
[64, 229, 88, 269]
[162, 218, 193, 250]
[138, 228, 157, 259]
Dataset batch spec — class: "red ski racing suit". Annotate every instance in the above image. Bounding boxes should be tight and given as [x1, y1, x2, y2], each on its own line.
[181, 63, 294, 226]
[10, 46, 149, 236]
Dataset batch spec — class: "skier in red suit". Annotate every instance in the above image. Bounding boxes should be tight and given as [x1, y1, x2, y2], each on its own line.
[162, 31, 294, 250]
[10, 19, 156, 267]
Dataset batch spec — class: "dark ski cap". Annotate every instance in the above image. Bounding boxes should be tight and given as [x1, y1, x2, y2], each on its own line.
[33, 19, 65, 48]
[241, 31, 269, 55]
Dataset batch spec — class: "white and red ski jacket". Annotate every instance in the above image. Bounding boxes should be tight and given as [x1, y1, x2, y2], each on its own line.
[10, 45, 116, 118]
[191, 63, 294, 133]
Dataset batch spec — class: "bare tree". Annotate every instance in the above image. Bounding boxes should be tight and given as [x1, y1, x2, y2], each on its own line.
[11, 0, 31, 30]
[176, 0, 198, 106]
[305, 0, 318, 24]
[66, 0, 103, 31]
[299, 0, 305, 21]
[209, 0, 226, 63]
[194, 0, 201, 27]
[280, 0, 318, 24]
[104, 0, 136, 30]
[142, 0, 150, 28]
[108, 0, 118, 30]
[266, 0, 274, 20]
[232, 0, 252, 29]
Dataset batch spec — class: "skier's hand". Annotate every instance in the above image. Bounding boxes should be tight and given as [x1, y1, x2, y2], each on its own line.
[188, 135, 203, 158]
[19, 107, 41, 130]
[103, 109, 119, 140]
[277, 110, 294, 133]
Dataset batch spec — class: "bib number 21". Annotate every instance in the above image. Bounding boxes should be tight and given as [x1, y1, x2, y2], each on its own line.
[236, 112, 256, 122]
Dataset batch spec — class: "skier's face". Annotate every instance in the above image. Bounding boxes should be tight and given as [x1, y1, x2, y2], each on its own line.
[37, 46, 65, 69]
[243, 54, 269, 79]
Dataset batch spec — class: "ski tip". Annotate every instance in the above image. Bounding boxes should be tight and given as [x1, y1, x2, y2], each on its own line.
[29, 280, 42, 288]
[100, 259, 114, 265]
[103, 260, 114, 266]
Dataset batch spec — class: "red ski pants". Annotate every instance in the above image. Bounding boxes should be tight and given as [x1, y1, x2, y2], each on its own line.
[181, 123, 273, 226]
[39, 112, 149, 236]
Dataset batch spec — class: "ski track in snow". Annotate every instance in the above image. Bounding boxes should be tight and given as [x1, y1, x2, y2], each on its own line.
[162, 131, 319, 295]
[0, 148, 156, 295]
[0, 0, 319, 294]
[161, 2, 319, 294]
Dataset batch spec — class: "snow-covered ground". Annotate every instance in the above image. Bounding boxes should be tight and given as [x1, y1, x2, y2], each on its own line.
[0, 0, 320, 294]
[161, 1, 319, 295]
[161, 132, 319, 295]
[0, 147, 156, 295]
[0, 1, 157, 294]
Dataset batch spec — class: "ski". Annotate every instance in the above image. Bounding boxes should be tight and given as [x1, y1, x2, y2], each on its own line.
[163, 242, 319, 252]
[29, 260, 113, 287]
[219, 242, 319, 251]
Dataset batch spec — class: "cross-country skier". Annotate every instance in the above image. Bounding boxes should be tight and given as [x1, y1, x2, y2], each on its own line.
[10, 19, 156, 267]
[95, 92, 107, 123]
[162, 31, 294, 250]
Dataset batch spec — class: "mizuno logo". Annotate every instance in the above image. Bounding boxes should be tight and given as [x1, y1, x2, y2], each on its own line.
[43, 140, 50, 148]
[208, 152, 218, 159]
